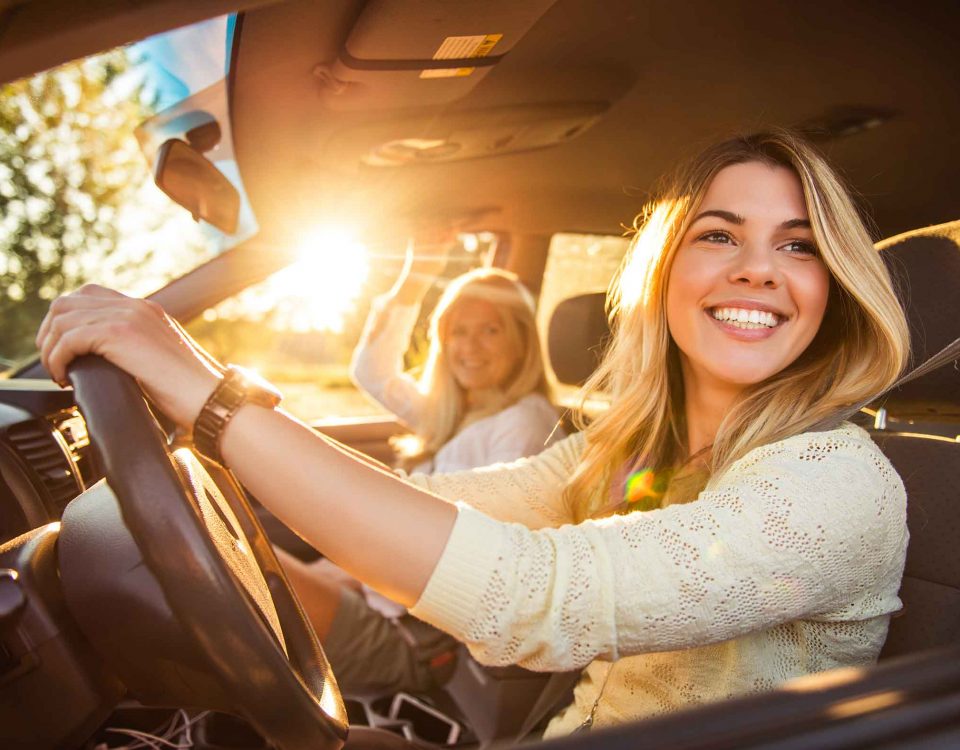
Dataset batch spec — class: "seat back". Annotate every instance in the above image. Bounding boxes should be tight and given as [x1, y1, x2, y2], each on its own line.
[875, 433, 960, 658]
[546, 291, 609, 387]
[873, 220, 960, 658]
[875, 220, 960, 420]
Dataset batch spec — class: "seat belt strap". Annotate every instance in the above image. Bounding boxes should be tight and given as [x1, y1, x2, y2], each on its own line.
[809, 335, 960, 432]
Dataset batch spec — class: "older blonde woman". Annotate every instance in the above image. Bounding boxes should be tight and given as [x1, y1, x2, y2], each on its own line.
[350, 242, 561, 473]
[39, 131, 910, 739]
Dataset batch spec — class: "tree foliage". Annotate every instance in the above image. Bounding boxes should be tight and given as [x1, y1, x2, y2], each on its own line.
[0, 50, 150, 363]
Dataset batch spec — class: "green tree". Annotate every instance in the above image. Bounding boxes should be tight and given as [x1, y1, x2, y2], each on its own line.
[0, 50, 151, 363]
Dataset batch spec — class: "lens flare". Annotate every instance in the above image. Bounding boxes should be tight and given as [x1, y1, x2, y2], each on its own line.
[622, 466, 671, 512]
[262, 225, 370, 332]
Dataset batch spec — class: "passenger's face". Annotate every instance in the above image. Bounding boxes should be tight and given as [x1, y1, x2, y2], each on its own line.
[444, 298, 520, 394]
[665, 162, 831, 395]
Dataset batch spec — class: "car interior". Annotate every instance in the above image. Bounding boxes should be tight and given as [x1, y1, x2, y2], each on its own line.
[1, 1, 959, 749]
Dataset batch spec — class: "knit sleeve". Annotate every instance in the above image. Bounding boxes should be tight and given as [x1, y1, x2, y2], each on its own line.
[408, 425, 908, 672]
[349, 296, 425, 431]
[403, 432, 585, 528]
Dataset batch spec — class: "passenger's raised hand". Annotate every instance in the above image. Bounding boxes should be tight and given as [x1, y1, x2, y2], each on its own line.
[36, 284, 221, 430]
[392, 228, 456, 304]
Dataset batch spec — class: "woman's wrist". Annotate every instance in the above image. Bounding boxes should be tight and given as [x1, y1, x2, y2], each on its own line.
[167, 363, 223, 433]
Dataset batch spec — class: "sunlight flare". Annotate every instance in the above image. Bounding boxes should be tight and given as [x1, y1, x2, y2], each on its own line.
[263, 225, 370, 333]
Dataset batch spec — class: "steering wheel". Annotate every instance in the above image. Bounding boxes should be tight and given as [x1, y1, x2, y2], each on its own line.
[56, 356, 348, 750]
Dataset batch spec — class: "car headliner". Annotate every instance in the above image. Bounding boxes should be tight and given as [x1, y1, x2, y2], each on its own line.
[2, 0, 959, 254]
[229, 0, 960, 249]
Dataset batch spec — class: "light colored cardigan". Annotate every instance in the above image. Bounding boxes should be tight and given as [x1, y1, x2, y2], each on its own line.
[406, 423, 907, 737]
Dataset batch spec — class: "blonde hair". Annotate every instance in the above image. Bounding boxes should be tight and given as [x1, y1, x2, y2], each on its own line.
[401, 268, 550, 461]
[565, 130, 910, 521]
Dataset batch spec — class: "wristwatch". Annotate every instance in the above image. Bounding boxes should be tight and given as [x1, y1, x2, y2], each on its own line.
[193, 364, 282, 466]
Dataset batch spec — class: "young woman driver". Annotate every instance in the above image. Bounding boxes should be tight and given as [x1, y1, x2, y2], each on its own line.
[38, 131, 910, 737]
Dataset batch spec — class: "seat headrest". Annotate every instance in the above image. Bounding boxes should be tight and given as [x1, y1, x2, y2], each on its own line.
[877, 220, 960, 419]
[546, 292, 609, 386]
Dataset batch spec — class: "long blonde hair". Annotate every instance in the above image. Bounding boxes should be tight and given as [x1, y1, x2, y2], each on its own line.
[564, 131, 910, 521]
[402, 268, 550, 460]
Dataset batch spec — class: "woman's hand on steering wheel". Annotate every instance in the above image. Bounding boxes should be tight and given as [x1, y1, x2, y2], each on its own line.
[36, 283, 219, 430]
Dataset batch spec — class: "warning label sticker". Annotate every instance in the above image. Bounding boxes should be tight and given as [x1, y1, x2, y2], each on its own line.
[420, 33, 503, 79]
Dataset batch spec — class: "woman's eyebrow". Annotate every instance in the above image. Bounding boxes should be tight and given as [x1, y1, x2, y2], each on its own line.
[691, 210, 811, 230]
[692, 209, 744, 225]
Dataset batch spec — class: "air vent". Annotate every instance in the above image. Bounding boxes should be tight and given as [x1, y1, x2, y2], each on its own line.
[8, 420, 82, 511]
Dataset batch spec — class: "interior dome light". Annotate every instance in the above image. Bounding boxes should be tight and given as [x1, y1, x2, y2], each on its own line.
[363, 138, 461, 167]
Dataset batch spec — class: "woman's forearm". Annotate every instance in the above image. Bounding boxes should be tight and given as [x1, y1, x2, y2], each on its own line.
[389, 235, 451, 305]
[391, 271, 434, 305]
[221, 403, 458, 606]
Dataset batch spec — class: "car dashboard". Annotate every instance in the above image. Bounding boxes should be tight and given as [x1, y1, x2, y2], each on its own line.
[0, 381, 100, 546]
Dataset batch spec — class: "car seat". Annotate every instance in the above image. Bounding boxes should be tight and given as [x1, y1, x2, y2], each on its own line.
[872, 220, 960, 659]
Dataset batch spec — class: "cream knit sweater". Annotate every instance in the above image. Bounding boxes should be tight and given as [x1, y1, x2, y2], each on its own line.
[406, 422, 907, 737]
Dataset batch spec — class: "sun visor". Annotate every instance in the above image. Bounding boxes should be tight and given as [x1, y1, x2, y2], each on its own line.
[316, 0, 558, 110]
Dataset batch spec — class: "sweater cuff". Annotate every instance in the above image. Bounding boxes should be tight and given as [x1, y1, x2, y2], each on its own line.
[409, 503, 506, 637]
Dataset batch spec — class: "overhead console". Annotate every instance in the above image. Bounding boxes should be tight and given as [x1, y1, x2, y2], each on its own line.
[340, 102, 609, 167]
[317, 0, 559, 110]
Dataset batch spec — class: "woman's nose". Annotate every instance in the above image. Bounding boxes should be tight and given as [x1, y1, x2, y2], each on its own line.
[456, 332, 481, 352]
[727, 243, 783, 289]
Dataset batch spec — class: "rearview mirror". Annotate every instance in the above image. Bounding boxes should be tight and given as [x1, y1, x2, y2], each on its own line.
[154, 139, 240, 234]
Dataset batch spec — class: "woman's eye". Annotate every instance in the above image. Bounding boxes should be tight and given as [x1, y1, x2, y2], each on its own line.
[697, 230, 734, 244]
[782, 240, 818, 257]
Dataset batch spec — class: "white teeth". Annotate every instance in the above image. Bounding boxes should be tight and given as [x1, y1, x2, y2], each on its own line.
[711, 307, 779, 328]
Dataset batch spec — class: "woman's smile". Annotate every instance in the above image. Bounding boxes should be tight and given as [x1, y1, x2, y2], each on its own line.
[703, 299, 788, 340]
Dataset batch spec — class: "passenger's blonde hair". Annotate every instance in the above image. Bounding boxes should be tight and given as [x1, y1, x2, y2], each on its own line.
[402, 268, 549, 461]
[565, 131, 910, 521]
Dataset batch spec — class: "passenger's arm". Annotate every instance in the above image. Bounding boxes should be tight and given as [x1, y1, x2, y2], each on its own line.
[349, 299, 427, 430]
[349, 236, 451, 429]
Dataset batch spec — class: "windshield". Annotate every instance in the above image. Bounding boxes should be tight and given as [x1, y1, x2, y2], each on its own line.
[0, 14, 251, 373]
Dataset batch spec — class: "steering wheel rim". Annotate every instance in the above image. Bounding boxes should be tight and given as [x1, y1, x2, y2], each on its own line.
[66, 355, 348, 749]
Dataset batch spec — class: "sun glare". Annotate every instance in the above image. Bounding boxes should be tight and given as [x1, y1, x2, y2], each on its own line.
[263, 226, 370, 333]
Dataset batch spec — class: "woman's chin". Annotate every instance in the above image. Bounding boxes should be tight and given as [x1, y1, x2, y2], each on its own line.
[705, 362, 783, 389]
